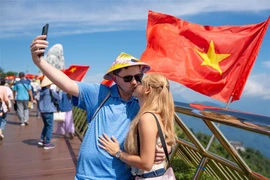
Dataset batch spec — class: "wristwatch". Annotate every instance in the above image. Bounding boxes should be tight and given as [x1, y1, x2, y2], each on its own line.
[115, 150, 122, 159]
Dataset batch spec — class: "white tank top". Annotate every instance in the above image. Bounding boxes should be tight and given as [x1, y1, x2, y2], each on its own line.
[130, 137, 166, 176]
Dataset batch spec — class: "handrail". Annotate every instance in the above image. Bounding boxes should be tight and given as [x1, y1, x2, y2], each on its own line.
[174, 102, 270, 136]
[174, 101, 269, 180]
[72, 101, 270, 179]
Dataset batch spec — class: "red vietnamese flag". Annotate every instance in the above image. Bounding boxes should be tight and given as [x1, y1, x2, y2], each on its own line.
[101, 80, 114, 87]
[5, 75, 16, 80]
[141, 10, 269, 103]
[25, 74, 38, 79]
[37, 75, 44, 80]
[63, 65, 90, 81]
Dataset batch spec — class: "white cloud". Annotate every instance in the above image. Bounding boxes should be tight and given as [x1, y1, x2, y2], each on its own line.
[83, 73, 104, 84]
[262, 61, 270, 68]
[242, 73, 270, 99]
[169, 81, 224, 105]
[169, 72, 270, 104]
[1, 0, 270, 38]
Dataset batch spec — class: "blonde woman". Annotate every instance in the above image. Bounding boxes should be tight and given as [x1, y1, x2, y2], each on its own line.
[99, 73, 176, 178]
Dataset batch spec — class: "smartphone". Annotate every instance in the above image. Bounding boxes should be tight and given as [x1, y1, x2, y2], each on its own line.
[41, 24, 49, 38]
[40, 24, 49, 57]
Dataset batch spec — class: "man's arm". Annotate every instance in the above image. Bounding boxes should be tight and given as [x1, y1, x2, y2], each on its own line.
[13, 90, 16, 102]
[30, 35, 79, 97]
[154, 143, 172, 164]
[28, 89, 34, 102]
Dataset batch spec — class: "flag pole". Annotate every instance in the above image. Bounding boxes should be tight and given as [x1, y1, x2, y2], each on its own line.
[205, 96, 232, 150]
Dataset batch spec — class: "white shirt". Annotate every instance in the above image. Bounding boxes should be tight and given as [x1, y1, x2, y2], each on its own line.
[31, 81, 41, 92]
[2, 86, 13, 111]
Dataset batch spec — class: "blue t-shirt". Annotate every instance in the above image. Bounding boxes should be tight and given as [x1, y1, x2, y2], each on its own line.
[73, 83, 139, 180]
[59, 91, 73, 112]
[13, 79, 32, 100]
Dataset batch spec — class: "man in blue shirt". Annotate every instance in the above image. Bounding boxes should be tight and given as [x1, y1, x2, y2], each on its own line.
[13, 72, 33, 126]
[30, 35, 167, 180]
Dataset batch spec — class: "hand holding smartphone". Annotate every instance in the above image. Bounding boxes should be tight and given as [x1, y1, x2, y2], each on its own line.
[40, 23, 49, 57]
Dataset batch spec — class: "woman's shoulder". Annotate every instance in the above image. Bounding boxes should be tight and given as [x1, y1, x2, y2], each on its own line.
[139, 112, 157, 126]
[140, 112, 164, 131]
[141, 112, 160, 120]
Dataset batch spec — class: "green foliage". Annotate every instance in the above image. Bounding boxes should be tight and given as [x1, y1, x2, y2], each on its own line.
[171, 157, 195, 180]
[173, 127, 270, 178]
[239, 148, 270, 177]
[175, 125, 186, 139]
[171, 157, 216, 180]
[0, 67, 17, 78]
[0, 67, 5, 77]
[195, 132, 270, 177]
[5, 71, 17, 76]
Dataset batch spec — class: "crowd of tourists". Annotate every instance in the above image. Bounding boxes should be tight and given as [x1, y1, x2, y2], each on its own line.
[0, 72, 75, 150]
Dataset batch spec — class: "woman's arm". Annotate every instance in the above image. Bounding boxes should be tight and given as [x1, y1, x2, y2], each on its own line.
[3, 90, 10, 112]
[99, 113, 158, 171]
[30, 35, 79, 97]
[7, 87, 14, 100]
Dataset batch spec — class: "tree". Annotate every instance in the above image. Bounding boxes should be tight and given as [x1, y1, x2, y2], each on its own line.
[0, 67, 17, 77]
[5, 71, 17, 76]
[0, 67, 5, 77]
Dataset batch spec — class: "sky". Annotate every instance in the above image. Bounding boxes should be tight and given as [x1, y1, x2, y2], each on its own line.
[0, 0, 270, 116]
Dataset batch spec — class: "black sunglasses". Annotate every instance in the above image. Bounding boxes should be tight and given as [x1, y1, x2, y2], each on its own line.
[115, 73, 143, 83]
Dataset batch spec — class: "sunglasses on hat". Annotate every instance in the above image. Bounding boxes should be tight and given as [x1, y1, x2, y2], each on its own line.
[115, 73, 143, 83]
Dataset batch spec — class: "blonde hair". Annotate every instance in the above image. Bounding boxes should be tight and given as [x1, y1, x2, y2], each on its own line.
[124, 73, 176, 155]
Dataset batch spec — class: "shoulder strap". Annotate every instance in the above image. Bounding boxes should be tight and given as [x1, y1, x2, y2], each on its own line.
[0, 99, 3, 111]
[77, 88, 111, 141]
[137, 112, 171, 167]
[49, 89, 55, 102]
[20, 81, 29, 91]
[19, 81, 31, 100]
[49, 89, 60, 111]
[90, 89, 111, 122]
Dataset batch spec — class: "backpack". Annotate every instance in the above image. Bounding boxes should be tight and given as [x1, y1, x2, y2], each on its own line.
[49, 90, 60, 111]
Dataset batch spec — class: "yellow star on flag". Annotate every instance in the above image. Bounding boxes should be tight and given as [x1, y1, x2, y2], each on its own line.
[195, 40, 231, 75]
[70, 67, 77, 73]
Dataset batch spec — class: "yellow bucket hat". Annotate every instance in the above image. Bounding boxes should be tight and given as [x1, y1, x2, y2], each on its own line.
[103, 52, 151, 80]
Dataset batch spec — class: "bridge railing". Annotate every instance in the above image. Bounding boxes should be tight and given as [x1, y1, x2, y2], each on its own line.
[173, 102, 270, 180]
[72, 101, 270, 180]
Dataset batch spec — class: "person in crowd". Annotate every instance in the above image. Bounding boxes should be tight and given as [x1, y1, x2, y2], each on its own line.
[9, 80, 17, 112]
[30, 35, 169, 179]
[55, 90, 75, 139]
[99, 73, 176, 178]
[38, 76, 60, 149]
[0, 78, 10, 140]
[31, 78, 41, 117]
[0, 98, 5, 139]
[13, 72, 33, 126]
